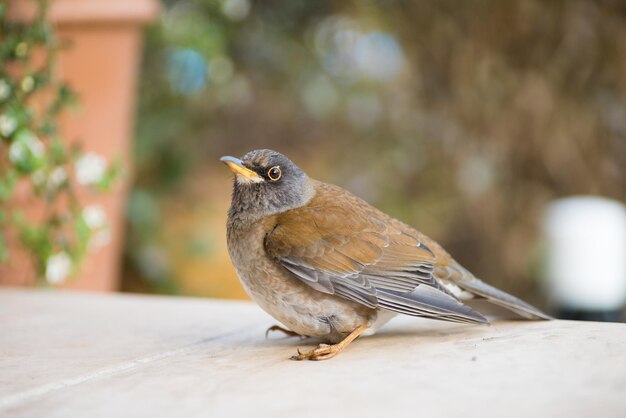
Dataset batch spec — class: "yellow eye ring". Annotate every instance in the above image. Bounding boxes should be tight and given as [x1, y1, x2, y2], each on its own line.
[267, 166, 282, 181]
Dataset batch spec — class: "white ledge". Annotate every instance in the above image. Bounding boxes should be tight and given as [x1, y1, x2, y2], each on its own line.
[0, 288, 625, 417]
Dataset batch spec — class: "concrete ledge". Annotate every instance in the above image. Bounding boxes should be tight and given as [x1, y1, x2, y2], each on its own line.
[0, 288, 625, 417]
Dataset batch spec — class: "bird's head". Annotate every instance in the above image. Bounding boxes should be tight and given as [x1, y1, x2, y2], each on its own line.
[221, 149, 315, 220]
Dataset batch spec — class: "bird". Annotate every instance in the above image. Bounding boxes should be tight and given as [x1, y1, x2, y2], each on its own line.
[221, 149, 550, 361]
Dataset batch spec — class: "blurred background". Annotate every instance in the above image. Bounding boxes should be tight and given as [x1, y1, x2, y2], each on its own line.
[3, 0, 626, 320]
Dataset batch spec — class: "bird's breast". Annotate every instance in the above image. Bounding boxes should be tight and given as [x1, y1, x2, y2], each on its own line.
[225, 215, 375, 341]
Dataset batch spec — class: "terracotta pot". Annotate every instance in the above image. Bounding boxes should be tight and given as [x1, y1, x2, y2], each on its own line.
[1, 0, 159, 291]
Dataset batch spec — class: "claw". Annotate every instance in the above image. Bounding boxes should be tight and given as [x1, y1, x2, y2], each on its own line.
[289, 324, 368, 361]
[265, 325, 303, 339]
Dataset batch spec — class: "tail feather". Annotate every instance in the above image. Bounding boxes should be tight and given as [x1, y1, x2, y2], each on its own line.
[456, 278, 552, 320]
[378, 285, 489, 325]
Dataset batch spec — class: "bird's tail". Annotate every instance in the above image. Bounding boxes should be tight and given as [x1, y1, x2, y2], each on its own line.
[457, 277, 552, 320]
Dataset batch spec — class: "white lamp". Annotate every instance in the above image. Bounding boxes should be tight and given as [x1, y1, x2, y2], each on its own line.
[543, 196, 626, 320]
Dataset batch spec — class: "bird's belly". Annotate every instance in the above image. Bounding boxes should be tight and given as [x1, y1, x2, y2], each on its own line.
[233, 257, 376, 343]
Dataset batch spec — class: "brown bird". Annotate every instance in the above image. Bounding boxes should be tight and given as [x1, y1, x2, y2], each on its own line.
[222, 149, 549, 361]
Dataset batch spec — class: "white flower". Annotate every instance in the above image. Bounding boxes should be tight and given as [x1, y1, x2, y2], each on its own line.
[45, 252, 72, 284]
[34, 166, 69, 190]
[8, 141, 26, 163]
[28, 135, 44, 157]
[82, 205, 107, 230]
[8, 132, 44, 163]
[0, 79, 10, 100]
[76, 152, 107, 185]
[0, 114, 17, 137]
[82, 205, 111, 249]
[49, 167, 68, 187]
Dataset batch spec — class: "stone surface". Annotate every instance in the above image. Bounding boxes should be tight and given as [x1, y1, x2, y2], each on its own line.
[0, 288, 625, 418]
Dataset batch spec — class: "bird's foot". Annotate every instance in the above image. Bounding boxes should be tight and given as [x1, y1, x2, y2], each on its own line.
[265, 325, 306, 339]
[290, 343, 343, 361]
[290, 324, 368, 361]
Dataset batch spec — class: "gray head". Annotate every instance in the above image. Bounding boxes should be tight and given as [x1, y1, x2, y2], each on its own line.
[221, 149, 314, 221]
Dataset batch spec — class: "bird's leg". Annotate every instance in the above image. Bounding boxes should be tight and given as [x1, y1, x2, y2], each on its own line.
[290, 324, 368, 361]
[265, 325, 306, 339]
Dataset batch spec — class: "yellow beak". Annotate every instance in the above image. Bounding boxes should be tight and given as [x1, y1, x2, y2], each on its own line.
[220, 156, 264, 183]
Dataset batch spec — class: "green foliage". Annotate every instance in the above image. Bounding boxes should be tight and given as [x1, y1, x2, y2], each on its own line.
[0, 0, 118, 284]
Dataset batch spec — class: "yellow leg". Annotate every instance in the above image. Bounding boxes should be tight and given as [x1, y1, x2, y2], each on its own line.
[265, 325, 306, 339]
[290, 324, 369, 361]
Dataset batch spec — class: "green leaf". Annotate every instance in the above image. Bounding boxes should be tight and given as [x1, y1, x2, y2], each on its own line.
[0, 170, 17, 200]
[47, 84, 77, 115]
[16, 220, 53, 267]
[49, 138, 67, 163]
[95, 159, 123, 192]
[58, 85, 77, 107]
[0, 232, 8, 263]
[72, 215, 91, 263]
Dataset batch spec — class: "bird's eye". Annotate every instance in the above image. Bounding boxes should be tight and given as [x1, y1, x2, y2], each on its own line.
[267, 166, 282, 181]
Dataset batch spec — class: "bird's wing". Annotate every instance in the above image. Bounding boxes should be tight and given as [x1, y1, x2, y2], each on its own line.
[434, 264, 551, 320]
[265, 183, 488, 325]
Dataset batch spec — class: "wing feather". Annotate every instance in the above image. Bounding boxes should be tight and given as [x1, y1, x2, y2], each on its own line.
[265, 182, 488, 325]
